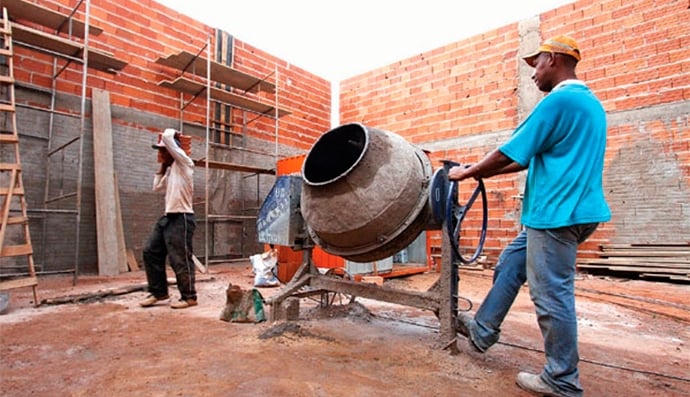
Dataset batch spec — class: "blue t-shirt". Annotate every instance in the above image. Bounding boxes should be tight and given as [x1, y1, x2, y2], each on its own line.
[500, 80, 611, 229]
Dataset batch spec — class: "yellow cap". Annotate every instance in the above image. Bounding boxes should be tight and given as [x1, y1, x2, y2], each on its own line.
[522, 35, 581, 67]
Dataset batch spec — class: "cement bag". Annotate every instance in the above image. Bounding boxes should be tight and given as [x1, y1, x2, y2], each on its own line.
[250, 248, 280, 287]
[219, 283, 266, 323]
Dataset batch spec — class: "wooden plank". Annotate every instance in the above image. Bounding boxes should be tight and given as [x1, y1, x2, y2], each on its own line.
[1, 243, 32, 257]
[5, 215, 28, 225]
[11, 23, 126, 73]
[3, 0, 103, 37]
[113, 174, 128, 273]
[193, 158, 275, 174]
[0, 133, 19, 143]
[0, 167, 16, 254]
[578, 258, 690, 266]
[640, 273, 690, 282]
[40, 282, 148, 305]
[0, 186, 23, 195]
[158, 77, 291, 118]
[601, 244, 690, 251]
[92, 89, 126, 276]
[126, 249, 140, 271]
[578, 264, 689, 275]
[0, 163, 21, 171]
[0, 276, 37, 291]
[599, 249, 690, 258]
[155, 51, 275, 93]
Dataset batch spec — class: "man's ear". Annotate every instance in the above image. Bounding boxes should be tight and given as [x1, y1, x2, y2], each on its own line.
[548, 52, 557, 66]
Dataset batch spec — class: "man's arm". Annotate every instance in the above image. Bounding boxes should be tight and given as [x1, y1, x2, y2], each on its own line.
[160, 128, 193, 167]
[492, 161, 527, 176]
[448, 149, 524, 181]
[153, 165, 168, 191]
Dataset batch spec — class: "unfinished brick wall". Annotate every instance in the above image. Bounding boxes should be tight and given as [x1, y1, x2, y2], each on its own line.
[340, 0, 690, 262]
[10, 0, 688, 274]
[11, 0, 331, 273]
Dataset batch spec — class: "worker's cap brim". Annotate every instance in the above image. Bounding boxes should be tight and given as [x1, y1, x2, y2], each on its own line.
[521, 35, 581, 67]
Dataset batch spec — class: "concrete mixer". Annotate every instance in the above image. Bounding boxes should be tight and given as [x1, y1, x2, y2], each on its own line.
[257, 123, 488, 350]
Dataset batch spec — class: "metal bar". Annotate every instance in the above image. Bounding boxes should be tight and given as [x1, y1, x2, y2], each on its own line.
[440, 220, 458, 353]
[57, 0, 86, 37]
[47, 135, 80, 156]
[0, 269, 75, 278]
[179, 40, 208, 78]
[27, 208, 78, 214]
[309, 276, 440, 311]
[204, 34, 211, 268]
[15, 102, 80, 119]
[274, 64, 279, 159]
[43, 191, 77, 204]
[73, 0, 91, 284]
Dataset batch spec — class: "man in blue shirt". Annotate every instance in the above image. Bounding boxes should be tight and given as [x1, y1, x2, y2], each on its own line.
[449, 35, 610, 397]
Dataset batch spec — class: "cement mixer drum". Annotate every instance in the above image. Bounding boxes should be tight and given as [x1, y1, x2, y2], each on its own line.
[300, 123, 433, 262]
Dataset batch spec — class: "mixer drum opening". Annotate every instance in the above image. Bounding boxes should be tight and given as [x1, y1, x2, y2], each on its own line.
[302, 123, 367, 186]
[300, 123, 432, 262]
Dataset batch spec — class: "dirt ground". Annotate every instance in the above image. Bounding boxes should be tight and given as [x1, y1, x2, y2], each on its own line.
[0, 262, 688, 397]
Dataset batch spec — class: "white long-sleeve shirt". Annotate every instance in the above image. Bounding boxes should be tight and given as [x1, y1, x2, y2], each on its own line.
[153, 128, 194, 214]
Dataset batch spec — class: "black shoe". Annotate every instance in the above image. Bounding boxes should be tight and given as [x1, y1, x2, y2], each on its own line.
[455, 312, 485, 353]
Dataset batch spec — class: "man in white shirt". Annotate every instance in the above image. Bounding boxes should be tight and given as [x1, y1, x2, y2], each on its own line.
[140, 128, 197, 309]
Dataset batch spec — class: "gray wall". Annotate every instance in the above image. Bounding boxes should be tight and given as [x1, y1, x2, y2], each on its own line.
[13, 85, 297, 275]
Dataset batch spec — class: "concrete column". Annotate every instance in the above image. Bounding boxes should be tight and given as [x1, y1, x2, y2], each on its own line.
[517, 17, 542, 123]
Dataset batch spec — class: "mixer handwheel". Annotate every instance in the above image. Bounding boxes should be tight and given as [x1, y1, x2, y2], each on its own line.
[446, 178, 488, 264]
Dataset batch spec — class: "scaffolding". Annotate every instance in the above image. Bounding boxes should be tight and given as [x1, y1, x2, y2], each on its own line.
[155, 33, 291, 267]
[3, 0, 283, 279]
[0, 0, 125, 283]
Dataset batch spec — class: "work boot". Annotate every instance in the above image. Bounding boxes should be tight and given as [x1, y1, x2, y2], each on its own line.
[139, 294, 169, 308]
[171, 298, 198, 309]
[516, 372, 567, 397]
[455, 312, 484, 353]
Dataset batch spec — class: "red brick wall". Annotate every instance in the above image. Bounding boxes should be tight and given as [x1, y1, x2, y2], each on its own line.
[341, 24, 520, 143]
[340, 0, 690, 263]
[10, 0, 332, 271]
[14, 0, 331, 150]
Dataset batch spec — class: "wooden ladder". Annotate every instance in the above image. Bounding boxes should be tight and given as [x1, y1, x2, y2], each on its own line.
[0, 7, 39, 307]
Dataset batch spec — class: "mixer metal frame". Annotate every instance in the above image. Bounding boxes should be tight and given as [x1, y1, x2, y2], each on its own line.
[264, 161, 487, 353]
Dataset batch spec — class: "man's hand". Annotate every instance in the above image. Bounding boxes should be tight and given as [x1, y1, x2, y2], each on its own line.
[157, 161, 171, 175]
[448, 164, 472, 181]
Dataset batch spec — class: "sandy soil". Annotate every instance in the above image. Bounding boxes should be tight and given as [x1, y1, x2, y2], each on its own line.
[0, 263, 688, 397]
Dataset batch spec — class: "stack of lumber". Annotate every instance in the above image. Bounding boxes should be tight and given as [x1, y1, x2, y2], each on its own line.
[577, 243, 690, 282]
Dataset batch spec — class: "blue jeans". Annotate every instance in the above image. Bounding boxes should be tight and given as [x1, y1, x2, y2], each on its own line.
[467, 223, 598, 397]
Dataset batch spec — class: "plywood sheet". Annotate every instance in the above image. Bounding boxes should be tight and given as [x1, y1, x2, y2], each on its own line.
[3, 0, 103, 37]
[158, 77, 290, 118]
[11, 22, 126, 73]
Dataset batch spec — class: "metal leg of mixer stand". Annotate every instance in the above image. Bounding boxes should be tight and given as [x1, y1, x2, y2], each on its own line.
[266, 248, 319, 321]
[439, 222, 459, 353]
